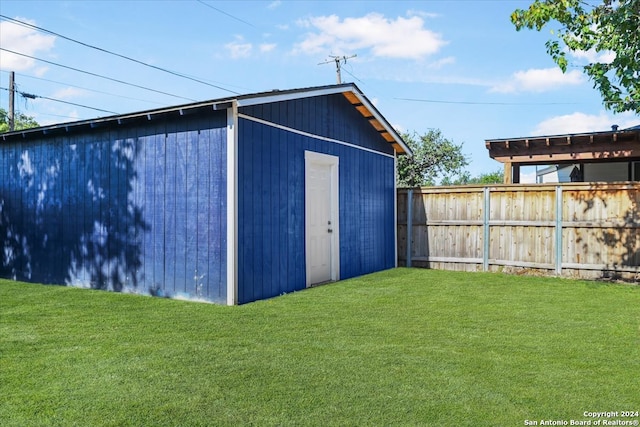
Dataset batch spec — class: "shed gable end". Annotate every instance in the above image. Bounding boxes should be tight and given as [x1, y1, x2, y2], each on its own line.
[239, 93, 395, 156]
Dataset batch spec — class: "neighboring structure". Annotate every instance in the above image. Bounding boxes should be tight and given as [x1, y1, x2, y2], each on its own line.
[486, 125, 640, 183]
[535, 164, 577, 183]
[0, 83, 410, 304]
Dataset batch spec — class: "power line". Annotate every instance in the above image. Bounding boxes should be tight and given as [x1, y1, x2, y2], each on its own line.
[340, 67, 365, 85]
[0, 15, 240, 95]
[394, 97, 583, 106]
[1, 86, 119, 114]
[34, 111, 90, 121]
[0, 70, 166, 106]
[0, 48, 197, 102]
[195, 0, 258, 29]
[33, 94, 118, 114]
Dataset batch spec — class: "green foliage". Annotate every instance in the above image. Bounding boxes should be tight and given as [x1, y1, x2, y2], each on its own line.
[441, 169, 505, 185]
[0, 108, 39, 133]
[512, 0, 640, 113]
[1, 270, 639, 425]
[397, 129, 468, 187]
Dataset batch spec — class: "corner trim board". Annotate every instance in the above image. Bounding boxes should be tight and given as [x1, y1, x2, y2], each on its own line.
[226, 102, 239, 305]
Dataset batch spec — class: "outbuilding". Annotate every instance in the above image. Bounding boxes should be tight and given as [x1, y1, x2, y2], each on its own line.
[0, 83, 410, 304]
[485, 124, 640, 184]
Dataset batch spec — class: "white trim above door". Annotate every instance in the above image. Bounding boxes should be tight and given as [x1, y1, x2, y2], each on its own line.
[305, 151, 340, 287]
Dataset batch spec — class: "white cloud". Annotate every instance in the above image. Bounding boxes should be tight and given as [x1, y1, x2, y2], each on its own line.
[428, 56, 455, 69]
[532, 111, 639, 136]
[563, 27, 615, 64]
[224, 36, 276, 58]
[293, 13, 447, 60]
[225, 36, 252, 59]
[32, 66, 49, 77]
[0, 17, 56, 71]
[50, 87, 88, 100]
[569, 48, 615, 64]
[267, 1, 281, 9]
[407, 10, 440, 19]
[491, 67, 584, 93]
[260, 43, 277, 53]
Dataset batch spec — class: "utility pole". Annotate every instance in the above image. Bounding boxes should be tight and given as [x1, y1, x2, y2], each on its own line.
[8, 71, 15, 131]
[318, 54, 357, 84]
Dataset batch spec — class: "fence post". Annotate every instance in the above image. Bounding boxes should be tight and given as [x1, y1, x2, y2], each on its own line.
[555, 185, 563, 275]
[406, 189, 413, 267]
[483, 187, 490, 271]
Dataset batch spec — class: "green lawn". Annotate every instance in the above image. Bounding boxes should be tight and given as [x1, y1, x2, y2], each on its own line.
[1, 268, 639, 426]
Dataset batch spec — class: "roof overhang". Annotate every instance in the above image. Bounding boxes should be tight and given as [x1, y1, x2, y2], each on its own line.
[485, 128, 640, 165]
[340, 87, 411, 155]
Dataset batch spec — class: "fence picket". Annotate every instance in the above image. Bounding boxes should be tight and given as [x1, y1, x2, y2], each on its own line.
[398, 183, 640, 280]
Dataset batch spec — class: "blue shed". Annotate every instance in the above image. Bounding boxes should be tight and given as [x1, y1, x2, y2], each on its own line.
[0, 83, 410, 304]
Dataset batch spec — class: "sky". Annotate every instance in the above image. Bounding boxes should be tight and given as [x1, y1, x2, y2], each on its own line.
[1, 0, 639, 182]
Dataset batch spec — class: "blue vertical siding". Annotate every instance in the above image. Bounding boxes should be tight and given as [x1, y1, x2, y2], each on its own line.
[0, 113, 228, 303]
[2, 88, 398, 305]
[241, 93, 394, 156]
[237, 94, 396, 303]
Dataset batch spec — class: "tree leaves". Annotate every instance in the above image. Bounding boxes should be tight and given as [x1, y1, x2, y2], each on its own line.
[396, 129, 468, 187]
[511, 0, 640, 114]
[0, 108, 39, 133]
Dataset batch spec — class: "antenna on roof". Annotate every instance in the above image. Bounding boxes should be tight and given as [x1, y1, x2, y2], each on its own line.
[318, 54, 357, 84]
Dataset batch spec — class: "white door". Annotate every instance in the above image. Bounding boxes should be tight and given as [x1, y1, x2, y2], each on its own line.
[305, 151, 339, 286]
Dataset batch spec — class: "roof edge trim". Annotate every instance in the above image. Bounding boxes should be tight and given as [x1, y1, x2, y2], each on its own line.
[347, 86, 412, 156]
[236, 84, 354, 107]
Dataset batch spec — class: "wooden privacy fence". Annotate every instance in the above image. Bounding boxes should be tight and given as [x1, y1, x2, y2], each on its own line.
[397, 183, 640, 280]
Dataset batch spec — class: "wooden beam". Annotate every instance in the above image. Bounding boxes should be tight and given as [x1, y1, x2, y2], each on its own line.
[504, 162, 513, 184]
[491, 150, 640, 163]
[355, 105, 371, 117]
[369, 118, 385, 131]
[488, 138, 640, 164]
[342, 91, 360, 104]
[382, 132, 395, 142]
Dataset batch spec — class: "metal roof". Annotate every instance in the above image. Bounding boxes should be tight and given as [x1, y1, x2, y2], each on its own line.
[1, 83, 411, 155]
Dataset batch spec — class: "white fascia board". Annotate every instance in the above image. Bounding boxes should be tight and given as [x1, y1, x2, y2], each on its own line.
[236, 85, 353, 107]
[226, 101, 239, 306]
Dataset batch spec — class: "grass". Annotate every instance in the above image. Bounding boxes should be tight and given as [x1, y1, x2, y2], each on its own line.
[1, 268, 639, 426]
